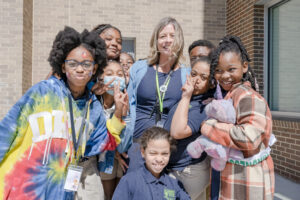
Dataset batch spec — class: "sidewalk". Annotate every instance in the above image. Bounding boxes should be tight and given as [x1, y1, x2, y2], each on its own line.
[274, 173, 300, 200]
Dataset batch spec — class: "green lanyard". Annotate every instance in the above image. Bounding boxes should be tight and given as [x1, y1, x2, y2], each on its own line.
[155, 69, 173, 113]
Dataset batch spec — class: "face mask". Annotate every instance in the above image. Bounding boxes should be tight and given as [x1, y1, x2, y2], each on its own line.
[103, 76, 126, 96]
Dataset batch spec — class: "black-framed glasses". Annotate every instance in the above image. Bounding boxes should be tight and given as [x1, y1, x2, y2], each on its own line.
[65, 59, 95, 70]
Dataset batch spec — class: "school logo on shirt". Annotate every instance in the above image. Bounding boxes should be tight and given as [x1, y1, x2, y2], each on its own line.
[28, 110, 94, 142]
[164, 188, 175, 200]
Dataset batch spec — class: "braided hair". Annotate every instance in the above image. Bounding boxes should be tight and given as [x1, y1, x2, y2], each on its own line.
[92, 24, 122, 38]
[210, 35, 259, 91]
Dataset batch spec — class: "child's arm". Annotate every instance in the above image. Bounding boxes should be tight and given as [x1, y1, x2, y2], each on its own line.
[105, 115, 126, 149]
[88, 85, 127, 154]
[170, 76, 194, 139]
[201, 91, 271, 154]
[106, 82, 128, 146]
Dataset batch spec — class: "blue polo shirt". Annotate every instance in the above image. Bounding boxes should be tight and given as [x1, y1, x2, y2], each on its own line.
[112, 164, 190, 200]
[134, 66, 183, 138]
[164, 90, 214, 171]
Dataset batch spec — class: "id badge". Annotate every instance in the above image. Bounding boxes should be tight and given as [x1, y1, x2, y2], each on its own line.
[64, 165, 83, 192]
[156, 119, 166, 128]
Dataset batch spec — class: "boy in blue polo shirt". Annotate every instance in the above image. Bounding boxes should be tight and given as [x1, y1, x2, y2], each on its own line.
[112, 127, 190, 200]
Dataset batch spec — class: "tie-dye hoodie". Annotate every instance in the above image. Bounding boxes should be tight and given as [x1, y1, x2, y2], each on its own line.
[0, 76, 125, 200]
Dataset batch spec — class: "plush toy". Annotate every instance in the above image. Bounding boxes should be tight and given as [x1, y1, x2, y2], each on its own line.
[187, 84, 244, 171]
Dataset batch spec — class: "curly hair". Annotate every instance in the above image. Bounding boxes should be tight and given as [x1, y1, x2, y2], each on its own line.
[139, 127, 176, 153]
[188, 39, 215, 54]
[210, 35, 258, 91]
[48, 26, 107, 81]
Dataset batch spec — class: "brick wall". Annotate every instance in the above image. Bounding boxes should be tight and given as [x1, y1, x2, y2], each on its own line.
[22, 0, 33, 94]
[203, 0, 226, 45]
[226, 0, 264, 94]
[226, 0, 300, 182]
[0, 0, 226, 119]
[0, 0, 23, 118]
[272, 120, 300, 182]
[31, 0, 226, 84]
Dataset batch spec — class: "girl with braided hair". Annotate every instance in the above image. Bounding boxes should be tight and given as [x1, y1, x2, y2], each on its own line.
[92, 24, 122, 61]
[200, 35, 275, 200]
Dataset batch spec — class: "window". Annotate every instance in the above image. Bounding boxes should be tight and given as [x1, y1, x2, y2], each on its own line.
[122, 37, 136, 59]
[268, 0, 300, 113]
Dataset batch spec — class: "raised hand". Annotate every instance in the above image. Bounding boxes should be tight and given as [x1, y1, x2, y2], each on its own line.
[113, 81, 129, 120]
[181, 75, 195, 99]
[91, 77, 115, 96]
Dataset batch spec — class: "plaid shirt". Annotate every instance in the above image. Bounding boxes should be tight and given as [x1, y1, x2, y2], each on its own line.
[201, 82, 274, 200]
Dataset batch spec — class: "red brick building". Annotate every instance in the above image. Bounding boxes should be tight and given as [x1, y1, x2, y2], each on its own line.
[226, 0, 300, 182]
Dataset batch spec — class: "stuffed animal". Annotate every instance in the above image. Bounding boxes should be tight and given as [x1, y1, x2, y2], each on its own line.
[187, 84, 244, 171]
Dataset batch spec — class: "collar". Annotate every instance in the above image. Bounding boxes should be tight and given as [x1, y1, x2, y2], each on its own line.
[51, 75, 93, 107]
[223, 81, 251, 100]
[103, 105, 115, 119]
[58, 77, 92, 100]
[230, 81, 250, 91]
[142, 164, 168, 186]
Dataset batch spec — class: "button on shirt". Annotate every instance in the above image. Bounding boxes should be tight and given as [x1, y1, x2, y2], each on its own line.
[112, 164, 190, 200]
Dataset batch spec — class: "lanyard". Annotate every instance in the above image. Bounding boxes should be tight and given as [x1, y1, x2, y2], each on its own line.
[67, 92, 91, 161]
[155, 69, 173, 113]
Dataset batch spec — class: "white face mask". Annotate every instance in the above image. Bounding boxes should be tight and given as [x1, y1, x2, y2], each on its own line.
[103, 76, 126, 96]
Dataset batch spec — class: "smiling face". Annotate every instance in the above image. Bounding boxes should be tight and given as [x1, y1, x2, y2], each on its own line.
[100, 28, 122, 60]
[120, 53, 134, 71]
[157, 24, 175, 57]
[101, 61, 124, 79]
[62, 46, 97, 92]
[191, 61, 211, 95]
[214, 51, 248, 91]
[141, 138, 170, 178]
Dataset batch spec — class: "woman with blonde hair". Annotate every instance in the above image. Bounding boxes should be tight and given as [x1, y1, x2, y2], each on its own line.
[126, 17, 190, 172]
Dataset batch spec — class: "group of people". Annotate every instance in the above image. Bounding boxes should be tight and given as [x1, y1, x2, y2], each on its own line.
[0, 16, 275, 200]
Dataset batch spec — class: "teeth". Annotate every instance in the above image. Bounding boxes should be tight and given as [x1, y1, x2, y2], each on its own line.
[222, 81, 231, 85]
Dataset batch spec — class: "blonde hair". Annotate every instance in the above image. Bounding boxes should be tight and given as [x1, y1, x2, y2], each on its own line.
[148, 17, 184, 66]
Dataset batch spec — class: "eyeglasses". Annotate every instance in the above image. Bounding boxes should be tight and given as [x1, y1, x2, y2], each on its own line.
[65, 59, 95, 70]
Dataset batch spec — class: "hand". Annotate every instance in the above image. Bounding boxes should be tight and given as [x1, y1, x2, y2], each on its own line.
[91, 77, 115, 96]
[114, 81, 129, 120]
[115, 152, 129, 173]
[181, 75, 194, 99]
